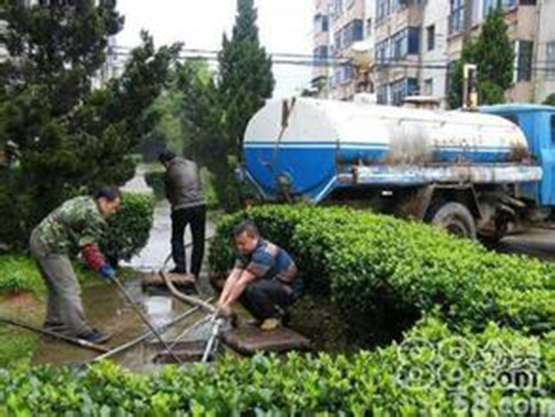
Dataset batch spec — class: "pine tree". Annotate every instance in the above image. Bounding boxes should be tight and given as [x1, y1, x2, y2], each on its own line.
[218, 0, 274, 157]
[0, 1, 179, 248]
[448, 7, 514, 108]
[178, 0, 274, 212]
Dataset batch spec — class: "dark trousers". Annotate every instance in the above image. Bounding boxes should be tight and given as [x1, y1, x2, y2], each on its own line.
[171, 205, 206, 277]
[239, 279, 295, 320]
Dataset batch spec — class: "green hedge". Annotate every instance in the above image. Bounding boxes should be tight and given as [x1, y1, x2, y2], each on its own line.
[0, 317, 551, 415]
[144, 171, 165, 200]
[209, 206, 555, 340]
[101, 192, 154, 265]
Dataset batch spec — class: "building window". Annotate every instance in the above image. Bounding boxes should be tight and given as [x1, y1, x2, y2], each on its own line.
[390, 78, 419, 106]
[427, 25, 435, 51]
[392, 0, 405, 12]
[515, 40, 533, 82]
[376, 0, 390, 22]
[334, 31, 342, 51]
[314, 14, 330, 32]
[377, 84, 389, 104]
[343, 19, 364, 48]
[547, 41, 555, 81]
[314, 46, 329, 62]
[424, 78, 434, 95]
[408, 27, 420, 54]
[449, 0, 464, 35]
[333, 64, 355, 86]
[391, 31, 406, 60]
[484, 0, 517, 16]
[366, 18, 372, 37]
[333, 0, 344, 16]
[389, 27, 420, 60]
[376, 39, 389, 63]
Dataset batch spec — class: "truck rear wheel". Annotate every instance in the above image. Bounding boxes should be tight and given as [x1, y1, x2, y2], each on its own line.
[427, 202, 477, 240]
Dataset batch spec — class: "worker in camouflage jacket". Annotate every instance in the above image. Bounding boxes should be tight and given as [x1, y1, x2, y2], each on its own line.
[29, 186, 122, 343]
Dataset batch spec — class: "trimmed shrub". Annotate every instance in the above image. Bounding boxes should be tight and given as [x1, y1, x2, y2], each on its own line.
[209, 205, 554, 340]
[0, 317, 551, 414]
[144, 171, 165, 200]
[100, 192, 154, 265]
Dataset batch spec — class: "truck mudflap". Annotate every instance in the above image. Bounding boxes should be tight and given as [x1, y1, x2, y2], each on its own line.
[338, 165, 543, 186]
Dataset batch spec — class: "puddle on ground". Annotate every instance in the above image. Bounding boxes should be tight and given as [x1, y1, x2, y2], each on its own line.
[30, 167, 221, 369]
[31, 276, 215, 370]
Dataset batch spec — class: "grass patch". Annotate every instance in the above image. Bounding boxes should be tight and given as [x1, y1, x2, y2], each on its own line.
[0, 256, 44, 294]
[0, 327, 38, 367]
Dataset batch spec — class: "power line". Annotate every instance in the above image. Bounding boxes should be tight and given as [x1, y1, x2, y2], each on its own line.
[111, 51, 555, 74]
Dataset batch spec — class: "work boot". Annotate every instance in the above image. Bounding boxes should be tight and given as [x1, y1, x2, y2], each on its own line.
[260, 318, 281, 331]
[78, 331, 112, 344]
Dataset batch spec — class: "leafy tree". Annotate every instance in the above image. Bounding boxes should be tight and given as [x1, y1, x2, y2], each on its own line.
[448, 7, 514, 108]
[0, 0, 179, 248]
[544, 93, 555, 106]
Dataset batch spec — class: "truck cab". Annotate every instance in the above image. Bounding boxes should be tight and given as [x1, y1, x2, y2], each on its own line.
[480, 104, 555, 207]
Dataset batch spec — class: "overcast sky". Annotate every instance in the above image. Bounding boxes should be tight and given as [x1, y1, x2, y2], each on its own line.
[116, 0, 314, 98]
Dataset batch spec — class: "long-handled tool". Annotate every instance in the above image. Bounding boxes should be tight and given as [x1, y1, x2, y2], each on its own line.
[0, 317, 109, 353]
[201, 313, 225, 363]
[110, 276, 182, 364]
[89, 299, 212, 364]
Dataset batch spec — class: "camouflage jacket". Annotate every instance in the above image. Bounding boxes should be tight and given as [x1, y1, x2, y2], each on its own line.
[31, 196, 107, 256]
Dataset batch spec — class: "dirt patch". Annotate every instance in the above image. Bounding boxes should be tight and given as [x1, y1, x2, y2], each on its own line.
[0, 291, 44, 322]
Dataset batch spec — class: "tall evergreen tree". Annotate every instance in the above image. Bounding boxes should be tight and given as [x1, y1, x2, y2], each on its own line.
[218, 0, 274, 157]
[178, 0, 274, 212]
[0, 1, 179, 248]
[448, 7, 514, 108]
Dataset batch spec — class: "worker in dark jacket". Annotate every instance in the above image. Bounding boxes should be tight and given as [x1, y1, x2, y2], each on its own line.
[29, 186, 121, 343]
[159, 150, 206, 281]
[217, 220, 302, 331]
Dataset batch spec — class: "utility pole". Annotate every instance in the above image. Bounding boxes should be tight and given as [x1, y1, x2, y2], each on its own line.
[463, 63, 478, 109]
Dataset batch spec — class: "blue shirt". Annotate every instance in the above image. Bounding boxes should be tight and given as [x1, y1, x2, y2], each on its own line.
[235, 239, 302, 295]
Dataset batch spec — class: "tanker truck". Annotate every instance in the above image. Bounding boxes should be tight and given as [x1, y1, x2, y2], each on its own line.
[240, 98, 555, 242]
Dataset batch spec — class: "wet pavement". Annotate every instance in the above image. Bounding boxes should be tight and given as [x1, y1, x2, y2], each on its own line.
[494, 227, 555, 262]
[30, 278, 213, 369]
[120, 164, 215, 272]
[30, 165, 218, 369]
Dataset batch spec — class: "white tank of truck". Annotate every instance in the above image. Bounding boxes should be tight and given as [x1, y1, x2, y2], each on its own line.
[243, 98, 535, 203]
[242, 98, 550, 241]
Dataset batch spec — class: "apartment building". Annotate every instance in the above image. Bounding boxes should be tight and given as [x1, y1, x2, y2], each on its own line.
[534, 0, 555, 103]
[373, 1, 424, 105]
[312, 0, 333, 97]
[312, 0, 374, 100]
[446, 0, 542, 104]
[314, 0, 554, 106]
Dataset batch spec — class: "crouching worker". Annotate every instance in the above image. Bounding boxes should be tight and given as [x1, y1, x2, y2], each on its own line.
[29, 186, 122, 343]
[217, 220, 302, 331]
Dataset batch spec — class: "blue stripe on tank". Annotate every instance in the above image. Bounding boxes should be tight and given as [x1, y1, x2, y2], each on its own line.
[244, 144, 518, 202]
